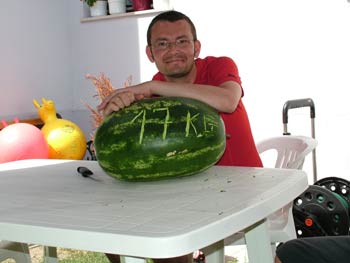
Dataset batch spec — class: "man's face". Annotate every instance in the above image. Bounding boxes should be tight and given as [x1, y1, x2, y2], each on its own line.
[146, 20, 201, 79]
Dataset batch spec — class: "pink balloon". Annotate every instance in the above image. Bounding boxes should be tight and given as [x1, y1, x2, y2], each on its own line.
[0, 123, 49, 163]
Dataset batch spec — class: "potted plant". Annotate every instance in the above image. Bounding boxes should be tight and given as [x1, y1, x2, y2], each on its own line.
[81, 0, 108, 17]
[108, 0, 126, 14]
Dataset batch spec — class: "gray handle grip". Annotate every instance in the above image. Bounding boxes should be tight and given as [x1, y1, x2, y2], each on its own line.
[283, 98, 316, 124]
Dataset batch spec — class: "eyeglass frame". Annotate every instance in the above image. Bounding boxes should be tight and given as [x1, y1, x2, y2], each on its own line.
[150, 38, 195, 51]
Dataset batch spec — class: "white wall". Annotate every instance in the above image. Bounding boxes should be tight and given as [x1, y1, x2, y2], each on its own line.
[0, 0, 349, 182]
[0, 1, 73, 118]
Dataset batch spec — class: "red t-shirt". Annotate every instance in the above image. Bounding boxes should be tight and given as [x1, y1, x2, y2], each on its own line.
[152, 56, 263, 167]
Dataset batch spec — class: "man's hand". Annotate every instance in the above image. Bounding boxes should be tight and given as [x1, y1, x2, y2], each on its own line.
[97, 91, 139, 117]
[98, 82, 153, 117]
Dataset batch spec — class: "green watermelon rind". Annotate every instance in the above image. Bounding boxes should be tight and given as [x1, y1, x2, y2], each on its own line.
[94, 97, 226, 181]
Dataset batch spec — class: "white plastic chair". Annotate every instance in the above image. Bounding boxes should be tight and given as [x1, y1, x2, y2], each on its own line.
[0, 241, 31, 263]
[0, 244, 57, 263]
[257, 135, 318, 170]
[224, 135, 318, 251]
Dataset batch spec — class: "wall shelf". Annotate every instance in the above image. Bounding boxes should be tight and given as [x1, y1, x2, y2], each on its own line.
[81, 8, 170, 23]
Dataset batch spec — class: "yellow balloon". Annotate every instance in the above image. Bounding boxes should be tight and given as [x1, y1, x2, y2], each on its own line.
[41, 119, 87, 160]
[33, 98, 87, 160]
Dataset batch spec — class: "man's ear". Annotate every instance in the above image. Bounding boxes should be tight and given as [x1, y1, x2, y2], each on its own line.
[194, 40, 201, 58]
[146, 46, 155, 62]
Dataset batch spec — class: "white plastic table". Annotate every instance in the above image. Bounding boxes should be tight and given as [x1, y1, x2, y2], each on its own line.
[0, 159, 308, 263]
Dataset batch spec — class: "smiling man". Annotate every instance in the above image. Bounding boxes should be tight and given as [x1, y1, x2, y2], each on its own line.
[98, 10, 262, 170]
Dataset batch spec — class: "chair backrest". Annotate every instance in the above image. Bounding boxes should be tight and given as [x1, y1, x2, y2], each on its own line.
[256, 135, 318, 169]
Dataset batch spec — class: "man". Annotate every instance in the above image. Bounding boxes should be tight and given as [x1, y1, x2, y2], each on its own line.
[98, 10, 262, 168]
[99, 10, 262, 263]
[275, 236, 350, 263]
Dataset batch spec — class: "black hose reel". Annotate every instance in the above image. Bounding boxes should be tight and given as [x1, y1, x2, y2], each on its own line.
[293, 177, 350, 238]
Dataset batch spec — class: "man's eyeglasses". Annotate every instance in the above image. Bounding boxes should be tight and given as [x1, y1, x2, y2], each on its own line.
[151, 38, 194, 51]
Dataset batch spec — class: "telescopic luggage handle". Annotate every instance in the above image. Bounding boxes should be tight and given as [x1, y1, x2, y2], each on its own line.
[282, 98, 316, 137]
[282, 98, 317, 182]
[283, 98, 315, 124]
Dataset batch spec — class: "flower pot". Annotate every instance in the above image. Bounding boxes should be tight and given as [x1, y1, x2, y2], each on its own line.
[108, 0, 126, 14]
[90, 0, 108, 17]
[132, 0, 152, 11]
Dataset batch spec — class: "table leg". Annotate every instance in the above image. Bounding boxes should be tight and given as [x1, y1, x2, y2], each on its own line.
[245, 219, 274, 263]
[43, 246, 58, 263]
[201, 240, 224, 263]
[121, 256, 148, 263]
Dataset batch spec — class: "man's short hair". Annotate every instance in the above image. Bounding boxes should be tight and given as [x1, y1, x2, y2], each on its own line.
[147, 10, 197, 46]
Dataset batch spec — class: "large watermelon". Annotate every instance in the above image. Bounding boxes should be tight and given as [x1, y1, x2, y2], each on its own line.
[94, 97, 226, 181]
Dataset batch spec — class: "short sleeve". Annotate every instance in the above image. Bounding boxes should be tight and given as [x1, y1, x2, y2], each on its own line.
[205, 56, 242, 86]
